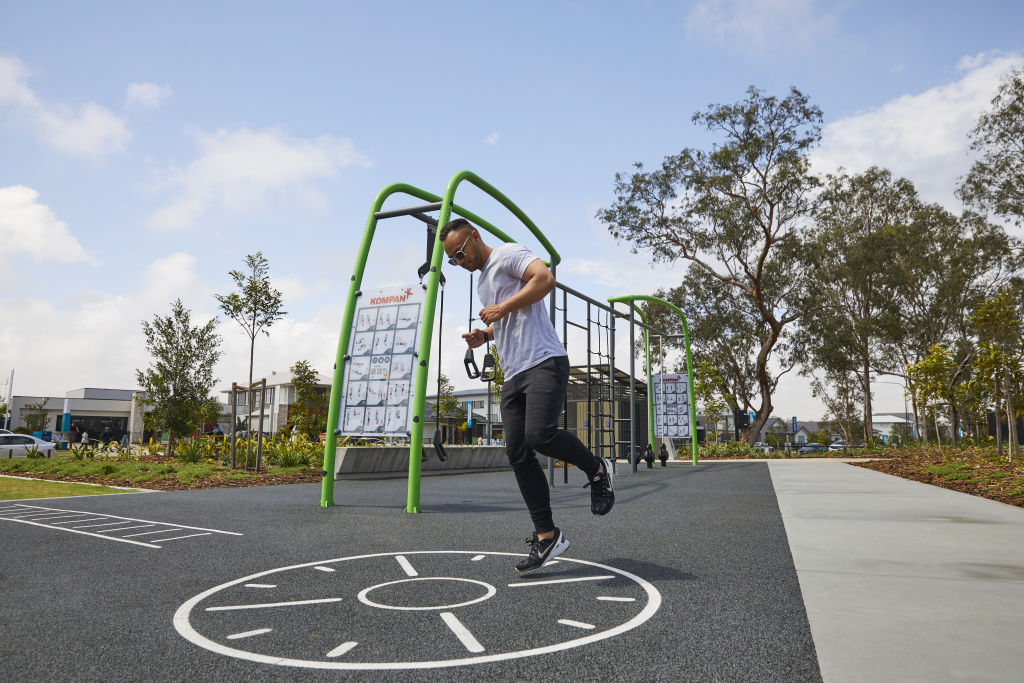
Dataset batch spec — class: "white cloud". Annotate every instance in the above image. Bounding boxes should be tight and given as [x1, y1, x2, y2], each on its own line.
[0, 55, 131, 158]
[0, 185, 92, 263]
[149, 126, 370, 231]
[485, 132, 500, 145]
[811, 52, 1024, 211]
[685, 0, 838, 54]
[125, 82, 172, 108]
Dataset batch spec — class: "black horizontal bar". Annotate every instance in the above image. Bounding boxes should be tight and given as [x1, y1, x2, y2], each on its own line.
[374, 202, 444, 220]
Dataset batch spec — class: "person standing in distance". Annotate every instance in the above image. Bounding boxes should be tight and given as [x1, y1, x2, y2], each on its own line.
[440, 218, 615, 573]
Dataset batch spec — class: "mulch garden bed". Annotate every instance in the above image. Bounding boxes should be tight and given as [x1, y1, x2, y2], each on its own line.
[850, 447, 1024, 509]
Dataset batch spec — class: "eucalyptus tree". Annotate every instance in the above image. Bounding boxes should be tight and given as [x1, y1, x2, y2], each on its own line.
[959, 68, 1024, 226]
[878, 207, 1016, 441]
[800, 167, 920, 443]
[599, 86, 821, 441]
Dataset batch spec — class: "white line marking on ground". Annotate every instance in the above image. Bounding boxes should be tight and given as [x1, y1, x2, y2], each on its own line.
[440, 611, 485, 652]
[206, 598, 342, 612]
[68, 522, 130, 529]
[149, 532, 213, 543]
[0, 504, 242, 535]
[121, 529, 182, 537]
[1, 520, 161, 548]
[99, 525, 156, 533]
[507, 575, 614, 587]
[314, 566, 335, 572]
[558, 619, 595, 630]
[597, 596, 636, 602]
[326, 641, 358, 658]
[245, 584, 276, 588]
[50, 518, 109, 525]
[395, 555, 418, 576]
[227, 628, 272, 640]
[470, 555, 485, 561]
[20, 513, 87, 521]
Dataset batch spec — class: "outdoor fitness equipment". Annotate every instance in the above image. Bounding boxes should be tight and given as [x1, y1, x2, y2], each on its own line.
[319, 170, 697, 512]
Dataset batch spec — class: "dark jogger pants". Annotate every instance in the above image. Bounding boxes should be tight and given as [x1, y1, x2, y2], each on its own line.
[500, 356, 602, 534]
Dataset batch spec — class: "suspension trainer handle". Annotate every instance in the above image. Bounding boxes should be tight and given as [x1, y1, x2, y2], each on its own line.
[464, 348, 481, 379]
[480, 352, 497, 382]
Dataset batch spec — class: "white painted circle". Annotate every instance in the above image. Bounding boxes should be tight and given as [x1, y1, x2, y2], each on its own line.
[173, 550, 662, 670]
[357, 577, 496, 611]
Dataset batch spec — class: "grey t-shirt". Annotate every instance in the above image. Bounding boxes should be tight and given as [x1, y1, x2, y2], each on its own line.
[477, 243, 566, 380]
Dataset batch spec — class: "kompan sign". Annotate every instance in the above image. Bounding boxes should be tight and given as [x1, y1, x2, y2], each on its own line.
[652, 373, 691, 439]
[339, 284, 424, 437]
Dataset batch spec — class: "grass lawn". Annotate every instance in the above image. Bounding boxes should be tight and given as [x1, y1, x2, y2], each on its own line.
[0, 475, 145, 500]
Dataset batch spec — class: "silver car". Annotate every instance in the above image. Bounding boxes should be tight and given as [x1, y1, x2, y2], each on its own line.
[0, 434, 57, 458]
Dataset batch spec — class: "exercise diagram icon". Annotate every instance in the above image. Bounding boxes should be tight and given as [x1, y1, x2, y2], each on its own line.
[174, 551, 661, 671]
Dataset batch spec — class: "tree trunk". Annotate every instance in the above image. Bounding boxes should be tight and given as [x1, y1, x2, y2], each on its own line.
[862, 352, 873, 444]
[950, 403, 960, 447]
[165, 429, 174, 458]
[933, 409, 941, 446]
[995, 375, 1003, 458]
[909, 389, 923, 444]
[1006, 370, 1019, 463]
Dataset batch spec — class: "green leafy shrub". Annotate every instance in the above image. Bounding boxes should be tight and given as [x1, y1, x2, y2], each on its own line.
[177, 439, 205, 464]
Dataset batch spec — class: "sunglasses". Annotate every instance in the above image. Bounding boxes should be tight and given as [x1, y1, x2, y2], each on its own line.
[447, 233, 471, 266]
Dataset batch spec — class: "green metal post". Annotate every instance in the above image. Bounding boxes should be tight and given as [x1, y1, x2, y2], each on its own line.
[608, 295, 698, 465]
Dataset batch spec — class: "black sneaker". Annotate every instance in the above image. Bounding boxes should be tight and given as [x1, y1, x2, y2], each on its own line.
[585, 457, 615, 515]
[515, 528, 569, 573]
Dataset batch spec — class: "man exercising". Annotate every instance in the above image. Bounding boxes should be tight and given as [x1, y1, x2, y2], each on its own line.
[440, 218, 614, 573]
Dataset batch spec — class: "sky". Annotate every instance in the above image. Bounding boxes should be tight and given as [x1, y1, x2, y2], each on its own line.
[2, 0, 1022, 421]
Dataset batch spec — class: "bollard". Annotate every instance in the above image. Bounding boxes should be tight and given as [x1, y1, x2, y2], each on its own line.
[659, 442, 669, 467]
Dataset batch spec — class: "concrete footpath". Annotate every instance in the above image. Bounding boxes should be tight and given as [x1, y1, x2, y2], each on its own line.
[768, 460, 1024, 682]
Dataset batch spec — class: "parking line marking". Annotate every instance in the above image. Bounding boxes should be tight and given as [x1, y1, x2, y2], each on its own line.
[597, 596, 636, 602]
[69, 522, 128, 529]
[440, 612, 485, 653]
[99, 525, 157, 533]
[2, 520, 161, 548]
[121, 529, 182, 537]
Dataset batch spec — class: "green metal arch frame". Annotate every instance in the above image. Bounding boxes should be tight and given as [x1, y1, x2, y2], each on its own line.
[607, 295, 699, 465]
[320, 171, 561, 510]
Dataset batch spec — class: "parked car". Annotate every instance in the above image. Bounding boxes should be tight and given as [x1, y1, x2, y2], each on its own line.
[0, 428, 12, 434]
[797, 442, 826, 454]
[828, 440, 864, 451]
[752, 441, 774, 453]
[0, 434, 57, 458]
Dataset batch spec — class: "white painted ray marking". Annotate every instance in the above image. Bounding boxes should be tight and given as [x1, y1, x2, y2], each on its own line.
[470, 555, 485, 561]
[507, 575, 615, 587]
[99, 525, 156, 533]
[597, 596, 636, 602]
[121, 529, 182, 537]
[327, 641, 358, 658]
[314, 566, 335, 572]
[148, 532, 213, 543]
[21, 513, 87, 521]
[227, 628, 272, 640]
[440, 612, 484, 653]
[395, 555, 418, 576]
[558, 619, 595, 629]
[206, 597, 343, 611]
[244, 583, 277, 588]
[70, 521, 132, 529]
